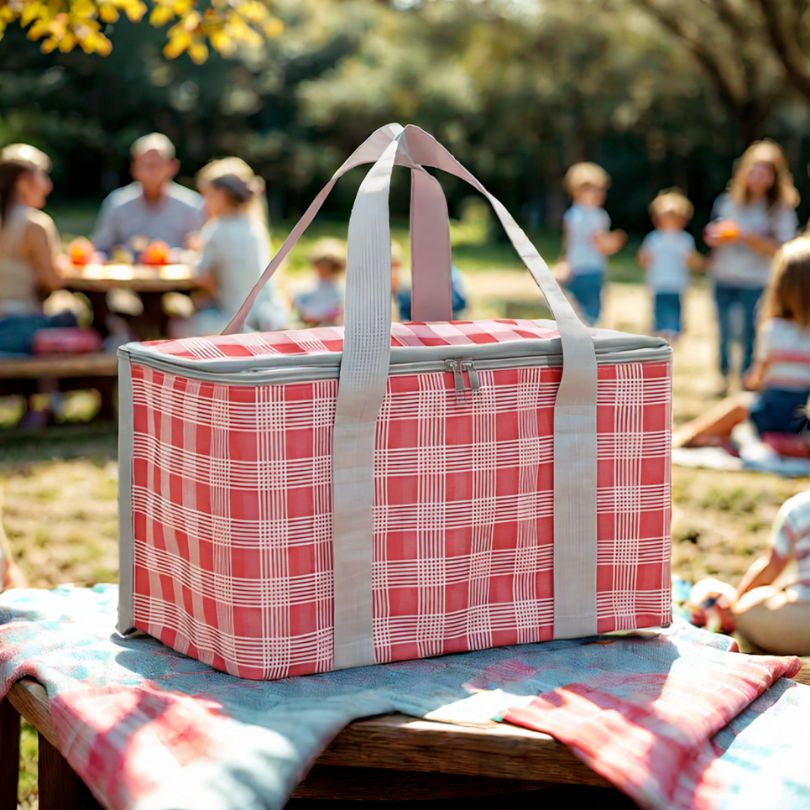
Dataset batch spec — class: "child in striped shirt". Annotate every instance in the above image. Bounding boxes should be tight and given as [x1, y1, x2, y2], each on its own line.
[674, 237, 810, 447]
[692, 489, 810, 655]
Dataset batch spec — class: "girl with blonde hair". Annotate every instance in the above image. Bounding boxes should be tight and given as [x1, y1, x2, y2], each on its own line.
[705, 140, 799, 391]
[178, 157, 287, 336]
[675, 237, 810, 448]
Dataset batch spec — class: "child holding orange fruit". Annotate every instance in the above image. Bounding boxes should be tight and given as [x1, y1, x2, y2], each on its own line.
[706, 141, 799, 391]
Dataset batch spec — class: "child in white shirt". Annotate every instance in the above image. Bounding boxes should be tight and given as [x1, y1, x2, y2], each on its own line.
[176, 157, 287, 337]
[293, 239, 346, 326]
[637, 189, 703, 340]
[560, 162, 626, 325]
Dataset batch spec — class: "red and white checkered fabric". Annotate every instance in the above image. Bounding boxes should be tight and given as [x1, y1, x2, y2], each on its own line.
[128, 321, 671, 679]
[144, 319, 575, 361]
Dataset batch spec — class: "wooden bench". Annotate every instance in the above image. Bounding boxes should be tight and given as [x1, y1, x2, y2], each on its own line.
[4, 663, 809, 808]
[0, 354, 117, 420]
[1, 678, 632, 809]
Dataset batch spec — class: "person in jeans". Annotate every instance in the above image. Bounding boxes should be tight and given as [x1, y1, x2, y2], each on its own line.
[674, 237, 810, 448]
[0, 143, 72, 354]
[560, 162, 626, 325]
[0, 144, 75, 425]
[705, 140, 798, 393]
[638, 189, 704, 341]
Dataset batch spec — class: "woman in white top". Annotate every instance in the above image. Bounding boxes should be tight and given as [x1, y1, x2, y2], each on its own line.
[705, 141, 799, 389]
[174, 157, 287, 337]
[0, 144, 73, 355]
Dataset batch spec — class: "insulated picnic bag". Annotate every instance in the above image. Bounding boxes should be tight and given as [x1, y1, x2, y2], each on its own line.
[117, 124, 672, 679]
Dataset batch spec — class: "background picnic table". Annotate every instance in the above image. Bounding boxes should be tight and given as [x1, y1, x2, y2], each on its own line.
[62, 262, 201, 341]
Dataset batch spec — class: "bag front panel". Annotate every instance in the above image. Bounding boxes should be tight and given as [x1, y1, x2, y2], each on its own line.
[128, 358, 671, 679]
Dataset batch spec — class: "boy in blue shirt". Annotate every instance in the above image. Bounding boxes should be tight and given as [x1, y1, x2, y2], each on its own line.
[560, 162, 626, 325]
[637, 189, 704, 341]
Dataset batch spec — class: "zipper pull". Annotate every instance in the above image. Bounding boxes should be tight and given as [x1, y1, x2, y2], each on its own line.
[445, 359, 466, 399]
[462, 360, 480, 394]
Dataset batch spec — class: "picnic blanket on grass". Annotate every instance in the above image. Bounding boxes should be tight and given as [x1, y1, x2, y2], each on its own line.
[1, 585, 808, 810]
[672, 422, 810, 477]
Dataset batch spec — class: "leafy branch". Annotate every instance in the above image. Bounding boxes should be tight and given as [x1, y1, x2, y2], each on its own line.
[0, 0, 283, 62]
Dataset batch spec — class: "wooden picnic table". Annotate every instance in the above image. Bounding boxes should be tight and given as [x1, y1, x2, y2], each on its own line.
[4, 662, 810, 808]
[62, 263, 201, 341]
[0, 677, 631, 809]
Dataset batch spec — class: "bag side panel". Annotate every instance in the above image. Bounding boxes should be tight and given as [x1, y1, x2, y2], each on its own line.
[373, 359, 671, 665]
[129, 363, 337, 679]
[127, 357, 671, 679]
[117, 352, 136, 634]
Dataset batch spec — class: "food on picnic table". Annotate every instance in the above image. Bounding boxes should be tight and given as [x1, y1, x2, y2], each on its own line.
[142, 240, 171, 266]
[68, 237, 95, 266]
[110, 246, 135, 264]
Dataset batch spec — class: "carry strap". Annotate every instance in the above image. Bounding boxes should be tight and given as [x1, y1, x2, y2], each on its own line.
[331, 126, 598, 670]
[410, 170, 453, 321]
[223, 124, 452, 334]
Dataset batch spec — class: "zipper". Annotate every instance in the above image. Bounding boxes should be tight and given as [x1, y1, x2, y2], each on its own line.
[124, 345, 670, 388]
[444, 359, 481, 399]
[462, 360, 480, 394]
[444, 359, 466, 398]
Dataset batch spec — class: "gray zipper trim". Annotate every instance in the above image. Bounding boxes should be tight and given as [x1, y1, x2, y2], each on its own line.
[121, 326, 665, 374]
[121, 343, 671, 388]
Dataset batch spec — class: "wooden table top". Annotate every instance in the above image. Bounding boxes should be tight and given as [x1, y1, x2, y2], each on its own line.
[61, 263, 200, 293]
[9, 661, 810, 787]
[8, 663, 810, 805]
[7, 677, 607, 787]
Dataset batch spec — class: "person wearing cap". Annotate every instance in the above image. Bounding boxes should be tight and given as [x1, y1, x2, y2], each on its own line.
[91, 133, 204, 255]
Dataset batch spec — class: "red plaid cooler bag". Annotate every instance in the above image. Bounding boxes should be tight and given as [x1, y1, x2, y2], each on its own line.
[117, 125, 672, 679]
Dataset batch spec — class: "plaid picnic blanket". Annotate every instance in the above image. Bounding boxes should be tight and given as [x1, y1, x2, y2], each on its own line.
[0, 585, 807, 810]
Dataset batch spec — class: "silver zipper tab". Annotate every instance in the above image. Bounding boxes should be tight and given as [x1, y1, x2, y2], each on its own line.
[462, 360, 480, 394]
[445, 359, 465, 397]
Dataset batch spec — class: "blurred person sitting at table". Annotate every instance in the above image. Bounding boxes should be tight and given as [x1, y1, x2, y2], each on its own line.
[171, 157, 287, 337]
[91, 133, 203, 256]
[0, 143, 78, 427]
[0, 143, 75, 356]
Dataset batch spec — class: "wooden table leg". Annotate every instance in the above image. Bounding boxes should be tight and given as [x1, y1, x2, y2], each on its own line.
[133, 292, 170, 340]
[0, 699, 20, 810]
[38, 733, 102, 810]
[82, 291, 112, 339]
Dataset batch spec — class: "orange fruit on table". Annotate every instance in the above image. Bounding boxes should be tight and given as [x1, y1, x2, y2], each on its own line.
[142, 240, 170, 266]
[69, 237, 94, 266]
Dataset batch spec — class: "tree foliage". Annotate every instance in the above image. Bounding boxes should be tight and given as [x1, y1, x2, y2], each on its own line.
[0, 0, 282, 62]
[630, 0, 810, 141]
[1, 0, 809, 232]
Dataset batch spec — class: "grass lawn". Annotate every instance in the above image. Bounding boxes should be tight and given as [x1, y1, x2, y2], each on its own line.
[1, 209, 806, 807]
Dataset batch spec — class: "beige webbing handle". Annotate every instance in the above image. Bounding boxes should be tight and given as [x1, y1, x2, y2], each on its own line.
[331, 127, 599, 670]
[222, 123, 452, 335]
[398, 125, 599, 641]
